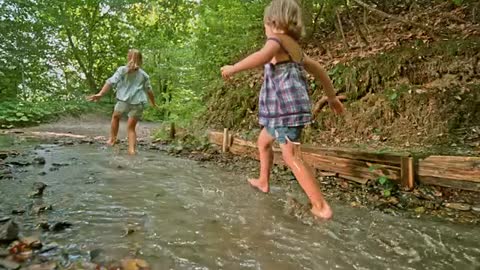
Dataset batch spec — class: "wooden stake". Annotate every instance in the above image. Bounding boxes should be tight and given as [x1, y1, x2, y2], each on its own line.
[401, 156, 415, 190]
[222, 128, 229, 153]
[169, 122, 176, 140]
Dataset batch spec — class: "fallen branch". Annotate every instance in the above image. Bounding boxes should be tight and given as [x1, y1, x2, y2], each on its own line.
[352, 0, 438, 38]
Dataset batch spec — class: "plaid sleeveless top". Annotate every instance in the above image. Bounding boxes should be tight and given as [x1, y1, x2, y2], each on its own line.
[258, 37, 312, 128]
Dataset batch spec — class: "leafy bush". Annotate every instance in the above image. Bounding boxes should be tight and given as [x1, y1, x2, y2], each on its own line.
[0, 99, 91, 128]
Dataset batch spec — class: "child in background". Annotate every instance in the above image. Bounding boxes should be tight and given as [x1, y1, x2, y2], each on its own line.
[221, 0, 345, 219]
[88, 49, 156, 155]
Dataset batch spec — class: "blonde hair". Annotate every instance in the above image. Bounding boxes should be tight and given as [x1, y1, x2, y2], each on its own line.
[127, 49, 143, 73]
[264, 0, 305, 40]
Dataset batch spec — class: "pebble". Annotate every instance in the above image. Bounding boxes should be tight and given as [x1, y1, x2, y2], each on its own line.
[33, 157, 46, 165]
[445, 202, 471, 211]
[471, 205, 480, 212]
[0, 217, 11, 223]
[0, 220, 19, 242]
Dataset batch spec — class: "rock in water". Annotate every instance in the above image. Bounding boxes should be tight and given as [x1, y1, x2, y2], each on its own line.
[50, 222, 72, 232]
[0, 217, 11, 223]
[30, 182, 47, 197]
[33, 157, 46, 166]
[0, 220, 19, 242]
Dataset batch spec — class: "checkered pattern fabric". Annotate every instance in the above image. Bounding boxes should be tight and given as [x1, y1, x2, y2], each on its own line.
[258, 62, 312, 127]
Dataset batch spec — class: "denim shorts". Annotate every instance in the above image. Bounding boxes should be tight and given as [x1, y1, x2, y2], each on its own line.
[114, 101, 145, 119]
[265, 126, 303, 145]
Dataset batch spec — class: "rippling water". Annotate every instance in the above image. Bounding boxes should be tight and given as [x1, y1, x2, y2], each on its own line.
[1, 137, 479, 270]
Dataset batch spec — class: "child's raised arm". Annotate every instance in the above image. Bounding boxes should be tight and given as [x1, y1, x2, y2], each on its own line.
[303, 55, 345, 115]
[87, 83, 112, 102]
[221, 39, 281, 79]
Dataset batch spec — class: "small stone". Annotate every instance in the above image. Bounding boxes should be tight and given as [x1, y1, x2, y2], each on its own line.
[0, 259, 20, 270]
[30, 182, 47, 197]
[7, 161, 31, 167]
[33, 205, 53, 215]
[445, 202, 471, 211]
[388, 197, 399, 205]
[414, 207, 425, 214]
[48, 167, 59, 172]
[26, 262, 57, 270]
[22, 236, 42, 249]
[0, 217, 11, 223]
[33, 157, 46, 166]
[38, 172, 47, 176]
[37, 222, 50, 231]
[472, 205, 480, 212]
[122, 228, 135, 237]
[50, 221, 72, 232]
[0, 220, 19, 242]
[52, 163, 68, 167]
[11, 209, 25, 215]
[39, 243, 59, 255]
[121, 258, 149, 270]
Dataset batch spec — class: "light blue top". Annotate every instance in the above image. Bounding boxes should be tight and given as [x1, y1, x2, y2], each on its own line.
[106, 66, 152, 105]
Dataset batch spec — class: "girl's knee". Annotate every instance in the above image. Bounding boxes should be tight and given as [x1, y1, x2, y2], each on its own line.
[258, 141, 272, 151]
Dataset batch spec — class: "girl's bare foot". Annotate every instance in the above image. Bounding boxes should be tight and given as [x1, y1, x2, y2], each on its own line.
[310, 203, 333, 220]
[106, 138, 117, 146]
[128, 149, 136, 155]
[247, 178, 269, 193]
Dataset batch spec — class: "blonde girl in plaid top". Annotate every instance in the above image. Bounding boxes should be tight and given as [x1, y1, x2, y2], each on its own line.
[221, 0, 344, 219]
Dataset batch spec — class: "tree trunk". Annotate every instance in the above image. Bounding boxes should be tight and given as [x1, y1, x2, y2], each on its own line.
[335, 10, 349, 49]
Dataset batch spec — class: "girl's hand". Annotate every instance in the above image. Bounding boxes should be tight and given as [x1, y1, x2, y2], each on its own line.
[87, 94, 102, 102]
[221, 65, 236, 79]
[328, 97, 345, 115]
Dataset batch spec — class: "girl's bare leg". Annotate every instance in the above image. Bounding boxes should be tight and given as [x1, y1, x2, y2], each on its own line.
[108, 112, 121, 146]
[280, 141, 332, 219]
[127, 117, 138, 155]
[248, 128, 275, 193]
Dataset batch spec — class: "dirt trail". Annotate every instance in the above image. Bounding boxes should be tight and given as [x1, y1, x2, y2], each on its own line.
[15, 114, 160, 141]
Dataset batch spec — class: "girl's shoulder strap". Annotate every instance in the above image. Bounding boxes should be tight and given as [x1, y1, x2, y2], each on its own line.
[266, 36, 292, 61]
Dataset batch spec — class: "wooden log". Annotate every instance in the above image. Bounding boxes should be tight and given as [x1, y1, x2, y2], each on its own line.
[418, 156, 480, 183]
[302, 146, 404, 167]
[211, 131, 405, 167]
[301, 151, 401, 181]
[401, 156, 415, 190]
[418, 176, 480, 192]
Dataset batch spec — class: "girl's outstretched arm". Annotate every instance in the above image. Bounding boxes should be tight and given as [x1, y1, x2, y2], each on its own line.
[147, 89, 156, 107]
[221, 39, 281, 79]
[303, 55, 345, 115]
[88, 83, 112, 102]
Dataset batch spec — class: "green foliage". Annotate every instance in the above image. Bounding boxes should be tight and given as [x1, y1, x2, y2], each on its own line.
[377, 176, 395, 197]
[0, 99, 91, 128]
[451, 0, 463, 6]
